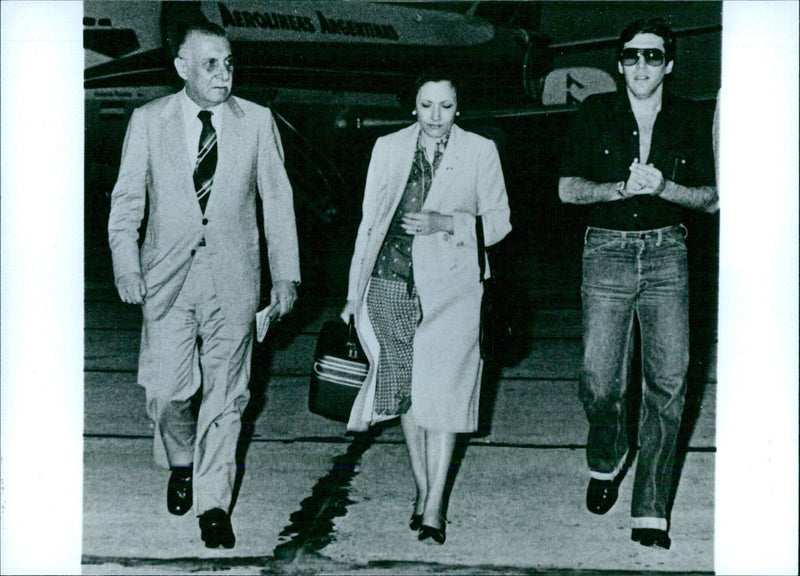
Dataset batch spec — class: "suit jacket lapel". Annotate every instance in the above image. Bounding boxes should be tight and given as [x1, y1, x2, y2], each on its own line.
[210, 97, 246, 211]
[159, 94, 195, 199]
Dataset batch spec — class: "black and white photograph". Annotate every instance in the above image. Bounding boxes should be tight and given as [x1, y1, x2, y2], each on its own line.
[1, 1, 797, 574]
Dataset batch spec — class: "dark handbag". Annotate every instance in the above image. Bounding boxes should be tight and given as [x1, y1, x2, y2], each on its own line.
[477, 216, 513, 361]
[308, 317, 369, 422]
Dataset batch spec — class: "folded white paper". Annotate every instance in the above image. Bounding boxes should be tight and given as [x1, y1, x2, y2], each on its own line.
[256, 302, 279, 342]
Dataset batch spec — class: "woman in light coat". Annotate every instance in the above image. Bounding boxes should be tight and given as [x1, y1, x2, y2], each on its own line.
[340, 72, 511, 544]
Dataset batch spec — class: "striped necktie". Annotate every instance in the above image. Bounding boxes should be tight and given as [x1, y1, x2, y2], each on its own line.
[194, 110, 217, 213]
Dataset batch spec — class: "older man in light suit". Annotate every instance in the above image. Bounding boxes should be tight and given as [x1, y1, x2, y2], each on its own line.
[108, 21, 300, 549]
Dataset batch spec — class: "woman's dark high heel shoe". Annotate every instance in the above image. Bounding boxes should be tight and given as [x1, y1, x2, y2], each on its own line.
[418, 523, 446, 544]
[409, 514, 423, 531]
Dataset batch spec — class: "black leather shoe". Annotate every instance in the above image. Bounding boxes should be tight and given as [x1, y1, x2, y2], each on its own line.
[409, 514, 423, 531]
[586, 478, 618, 515]
[167, 467, 192, 516]
[631, 528, 671, 550]
[418, 523, 446, 545]
[199, 508, 235, 549]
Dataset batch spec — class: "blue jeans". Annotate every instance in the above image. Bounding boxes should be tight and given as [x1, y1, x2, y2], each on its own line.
[580, 225, 689, 530]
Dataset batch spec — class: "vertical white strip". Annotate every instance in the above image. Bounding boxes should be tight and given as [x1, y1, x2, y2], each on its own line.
[1, 2, 84, 574]
[716, 2, 799, 574]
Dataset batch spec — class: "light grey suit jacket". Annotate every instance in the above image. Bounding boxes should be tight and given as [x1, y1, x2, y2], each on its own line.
[108, 92, 300, 325]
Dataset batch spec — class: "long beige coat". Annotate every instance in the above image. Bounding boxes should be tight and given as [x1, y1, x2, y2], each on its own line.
[346, 123, 511, 432]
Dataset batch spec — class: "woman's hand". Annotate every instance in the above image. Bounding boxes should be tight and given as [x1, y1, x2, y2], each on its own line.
[340, 300, 357, 323]
[402, 211, 454, 235]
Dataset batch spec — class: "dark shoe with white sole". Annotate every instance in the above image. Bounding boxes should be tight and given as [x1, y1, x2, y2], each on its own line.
[631, 528, 671, 550]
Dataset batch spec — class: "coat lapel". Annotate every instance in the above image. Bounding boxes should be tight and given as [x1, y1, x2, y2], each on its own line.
[422, 124, 463, 212]
[376, 123, 419, 224]
[356, 124, 418, 300]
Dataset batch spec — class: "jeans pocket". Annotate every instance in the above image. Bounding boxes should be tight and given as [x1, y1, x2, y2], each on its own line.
[583, 238, 619, 258]
[661, 235, 688, 253]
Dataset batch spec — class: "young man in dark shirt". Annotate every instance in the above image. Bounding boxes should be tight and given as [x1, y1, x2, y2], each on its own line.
[559, 18, 718, 549]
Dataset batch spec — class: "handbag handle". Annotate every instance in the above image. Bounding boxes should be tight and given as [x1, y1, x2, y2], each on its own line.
[476, 215, 487, 284]
[346, 315, 359, 359]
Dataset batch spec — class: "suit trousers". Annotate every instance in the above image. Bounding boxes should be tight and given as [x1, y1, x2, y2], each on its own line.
[579, 225, 689, 531]
[138, 246, 253, 514]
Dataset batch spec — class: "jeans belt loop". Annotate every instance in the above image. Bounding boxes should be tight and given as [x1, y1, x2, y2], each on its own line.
[656, 229, 663, 247]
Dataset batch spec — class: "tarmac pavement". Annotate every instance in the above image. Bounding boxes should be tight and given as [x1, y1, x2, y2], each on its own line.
[82, 239, 717, 574]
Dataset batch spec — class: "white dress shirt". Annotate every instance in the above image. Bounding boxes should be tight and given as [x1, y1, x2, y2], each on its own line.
[180, 88, 225, 169]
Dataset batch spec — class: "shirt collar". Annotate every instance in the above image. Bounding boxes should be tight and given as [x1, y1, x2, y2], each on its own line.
[180, 88, 225, 123]
[415, 131, 450, 154]
[616, 88, 676, 117]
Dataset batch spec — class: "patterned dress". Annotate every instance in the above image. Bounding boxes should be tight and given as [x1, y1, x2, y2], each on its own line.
[367, 134, 447, 415]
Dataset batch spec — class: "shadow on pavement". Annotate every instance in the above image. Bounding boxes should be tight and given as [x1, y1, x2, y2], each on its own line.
[272, 430, 378, 559]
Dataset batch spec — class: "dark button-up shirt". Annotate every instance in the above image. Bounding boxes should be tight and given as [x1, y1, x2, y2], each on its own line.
[561, 90, 715, 230]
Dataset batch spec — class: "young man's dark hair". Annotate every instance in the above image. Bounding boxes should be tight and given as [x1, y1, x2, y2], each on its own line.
[616, 18, 676, 64]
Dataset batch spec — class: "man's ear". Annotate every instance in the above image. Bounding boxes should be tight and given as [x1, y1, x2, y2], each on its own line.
[617, 61, 624, 75]
[174, 57, 187, 81]
[665, 60, 674, 75]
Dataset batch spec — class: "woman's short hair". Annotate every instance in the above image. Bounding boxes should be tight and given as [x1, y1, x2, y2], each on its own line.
[617, 18, 676, 64]
[413, 70, 460, 100]
[401, 68, 462, 111]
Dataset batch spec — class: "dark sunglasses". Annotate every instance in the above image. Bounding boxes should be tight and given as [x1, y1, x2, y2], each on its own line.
[619, 48, 666, 67]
